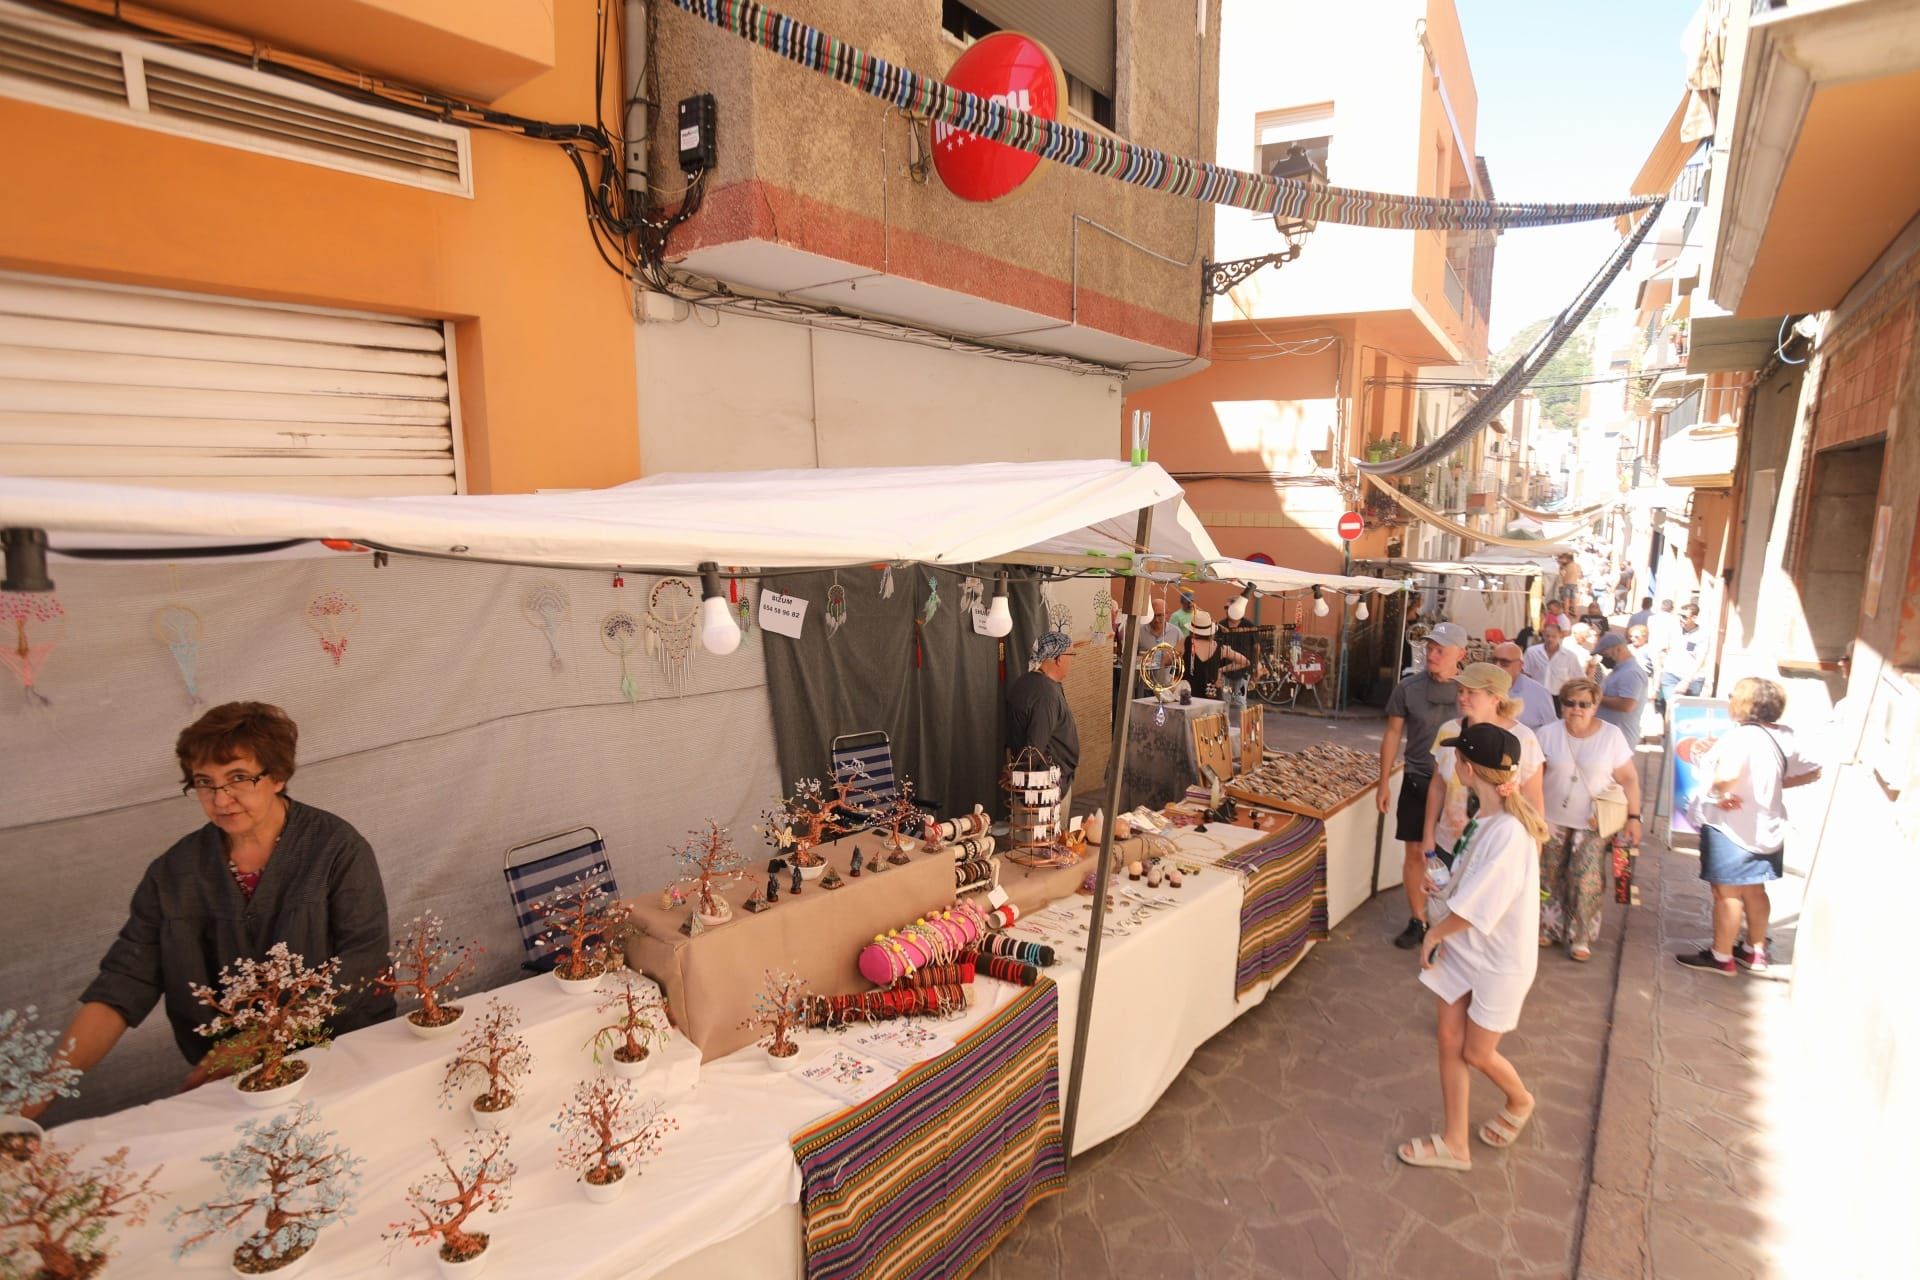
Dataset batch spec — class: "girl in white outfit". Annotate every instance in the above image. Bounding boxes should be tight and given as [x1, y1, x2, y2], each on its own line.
[1398, 722, 1549, 1171]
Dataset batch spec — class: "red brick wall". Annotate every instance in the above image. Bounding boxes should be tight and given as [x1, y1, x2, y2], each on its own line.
[1814, 298, 1914, 451]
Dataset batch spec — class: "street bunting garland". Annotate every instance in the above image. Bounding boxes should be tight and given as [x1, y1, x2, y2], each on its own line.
[1506, 496, 1608, 523]
[1360, 472, 1606, 550]
[666, 0, 1661, 232]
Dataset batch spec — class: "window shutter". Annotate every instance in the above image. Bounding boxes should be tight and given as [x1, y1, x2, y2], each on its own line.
[962, 1, 1114, 98]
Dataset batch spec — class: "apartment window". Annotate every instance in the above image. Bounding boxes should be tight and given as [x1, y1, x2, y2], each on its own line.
[941, 0, 1116, 131]
[1254, 104, 1332, 184]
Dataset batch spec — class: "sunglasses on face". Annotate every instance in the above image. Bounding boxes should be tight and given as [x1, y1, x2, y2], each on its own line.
[1563, 700, 1595, 710]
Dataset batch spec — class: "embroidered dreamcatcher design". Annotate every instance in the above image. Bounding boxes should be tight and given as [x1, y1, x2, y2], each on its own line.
[644, 577, 698, 691]
[521, 580, 571, 673]
[151, 602, 205, 706]
[877, 564, 895, 600]
[304, 589, 360, 666]
[0, 590, 65, 708]
[958, 576, 985, 617]
[601, 609, 641, 703]
[1092, 583, 1112, 635]
[921, 573, 941, 625]
[825, 572, 848, 638]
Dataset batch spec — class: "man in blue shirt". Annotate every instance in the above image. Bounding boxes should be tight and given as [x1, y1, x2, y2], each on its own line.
[1595, 632, 1650, 743]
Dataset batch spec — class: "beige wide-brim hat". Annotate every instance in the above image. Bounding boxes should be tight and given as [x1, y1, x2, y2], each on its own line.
[1187, 610, 1217, 637]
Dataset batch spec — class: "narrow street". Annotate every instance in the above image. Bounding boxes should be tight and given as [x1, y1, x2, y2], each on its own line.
[990, 734, 1803, 1279]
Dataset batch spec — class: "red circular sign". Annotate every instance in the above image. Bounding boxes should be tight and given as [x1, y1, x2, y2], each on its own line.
[932, 33, 1065, 203]
[1337, 512, 1365, 541]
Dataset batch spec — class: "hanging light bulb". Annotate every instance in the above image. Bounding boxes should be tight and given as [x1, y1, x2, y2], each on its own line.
[698, 561, 742, 655]
[1356, 593, 1371, 621]
[1226, 590, 1248, 622]
[1141, 590, 1155, 624]
[983, 571, 1014, 638]
[1312, 585, 1330, 618]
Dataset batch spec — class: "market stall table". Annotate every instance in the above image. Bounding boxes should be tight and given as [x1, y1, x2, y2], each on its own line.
[1120, 696, 1234, 811]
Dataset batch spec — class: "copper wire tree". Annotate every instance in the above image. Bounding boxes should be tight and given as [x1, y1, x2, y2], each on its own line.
[384, 1133, 513, 1268]
[738, 968, 809, 1061]
[530, 875, 633, 982]
[169, 1104, 361, 1274]
[672, 821, 751, 921]
[552, 1080, 677, 1192]
[0, 1006, 81, 1154]
[0, 1141, 164, 1279]
[761, 767, 865, 868]
[585, 973, 667, 1070]
[192, 943, 342, 1092]
[441, 1000, 533, 1120]
[370, 913, 481, 1032]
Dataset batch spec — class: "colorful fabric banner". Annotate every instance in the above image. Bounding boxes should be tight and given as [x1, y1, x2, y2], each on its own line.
[790, 979, 1066, 1280]
[667, 0, 1661, 232]
[1221, 816, 1331, 998]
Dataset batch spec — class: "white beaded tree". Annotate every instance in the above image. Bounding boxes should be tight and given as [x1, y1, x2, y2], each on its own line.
[384, 1133, 513, 1267]
[371, 913, 481, 1030]
[441, 999, 533, 1115]
[551, 1080, 676, 1188]
[0, 1006, 81, 1134]
[169, 1103, 361, 1272]
[192, 943, 342, 1091]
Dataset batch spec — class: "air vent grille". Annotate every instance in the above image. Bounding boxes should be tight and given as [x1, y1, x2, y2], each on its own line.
[0, 14, 126, 103]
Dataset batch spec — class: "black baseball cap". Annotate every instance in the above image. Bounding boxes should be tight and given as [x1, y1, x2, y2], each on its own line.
[1438, 722, 1520, 771]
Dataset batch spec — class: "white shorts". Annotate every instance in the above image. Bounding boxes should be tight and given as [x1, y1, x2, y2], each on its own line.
[1418, 949, 1532, 1033]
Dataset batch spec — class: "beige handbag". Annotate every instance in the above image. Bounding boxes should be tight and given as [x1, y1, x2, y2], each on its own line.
[1591, 783, 1629, 839]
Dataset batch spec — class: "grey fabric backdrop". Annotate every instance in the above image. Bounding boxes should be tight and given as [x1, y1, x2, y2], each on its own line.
[0, 555, 782, 1120]
[759, 566, 1047, 823]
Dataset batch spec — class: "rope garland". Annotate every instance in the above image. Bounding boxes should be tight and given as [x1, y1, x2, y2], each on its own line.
[666, 0, 1661, 232]
[1504, 496, 1610, 523]
[1359, 471, 1606, 550]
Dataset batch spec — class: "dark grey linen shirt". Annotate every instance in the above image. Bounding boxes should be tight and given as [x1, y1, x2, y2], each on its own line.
[80, 798, 396, 1064]
[1006, 670, 1080, 792]
[1385, 673, 1461, 777]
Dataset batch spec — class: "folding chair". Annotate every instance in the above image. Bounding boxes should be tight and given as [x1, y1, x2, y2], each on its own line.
[503, 826, 617, 972]
[830, 730, 897, 828]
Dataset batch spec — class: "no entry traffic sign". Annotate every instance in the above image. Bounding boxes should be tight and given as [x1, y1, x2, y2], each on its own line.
[1337, 511, 1364, 541]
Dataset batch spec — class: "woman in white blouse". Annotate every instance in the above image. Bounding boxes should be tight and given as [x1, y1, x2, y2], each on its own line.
[1536, 677, 1642, 961]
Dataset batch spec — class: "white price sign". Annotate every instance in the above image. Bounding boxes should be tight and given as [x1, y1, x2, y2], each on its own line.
[757, 590, 809, 639]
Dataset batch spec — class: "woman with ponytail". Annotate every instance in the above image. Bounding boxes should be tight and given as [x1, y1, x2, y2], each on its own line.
[1398, 722, 1546, 1172]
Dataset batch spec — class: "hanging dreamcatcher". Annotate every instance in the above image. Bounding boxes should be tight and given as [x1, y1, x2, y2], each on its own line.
[1, 590, 65, 708]
[304, 588, 360, 666]
[825, 572, 848, 638]
[1041, 582, 1072, 635]
[644, 576, 699, 690]
[1092, 583, 1112, 636]
[151, 602, 205, 707]
[1140, 641, 1183, 727]
[921, 573, 941, 625]
[600, 609, 641, 703]
[521, 579, 571, 673]
[958, 575, 985, 617]
[877, 564, 896, 600]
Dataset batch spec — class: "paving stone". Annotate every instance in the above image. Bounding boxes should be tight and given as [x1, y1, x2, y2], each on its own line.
[1385, 1217, 1494, 1279]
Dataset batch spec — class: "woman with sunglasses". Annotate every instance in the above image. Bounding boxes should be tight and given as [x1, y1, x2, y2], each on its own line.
[1535, 677, 1641, 961]
[26, 702, 393, 1113]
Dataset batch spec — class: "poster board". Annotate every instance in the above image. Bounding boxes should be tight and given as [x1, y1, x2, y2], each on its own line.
[1665, 696, 1733, 848]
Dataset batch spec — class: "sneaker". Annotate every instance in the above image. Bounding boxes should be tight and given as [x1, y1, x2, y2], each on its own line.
[1676, 948, 1737, 976]
[1394, 918, 1428, 950]
[1733, 941, 1771, 972]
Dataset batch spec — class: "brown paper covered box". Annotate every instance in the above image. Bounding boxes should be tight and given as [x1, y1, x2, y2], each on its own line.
[624, 833, 1126, 1060]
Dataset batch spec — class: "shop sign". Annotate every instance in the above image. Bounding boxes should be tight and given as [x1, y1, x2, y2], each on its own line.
[758, 590, 809, 638]
[931, 32, 1066, 203]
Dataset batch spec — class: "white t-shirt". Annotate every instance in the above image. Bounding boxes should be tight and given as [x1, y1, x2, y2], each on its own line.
[1522, 642, 1588, 695]
[1431, 718, 1543, 853]
[1436, 812, 1541, 979]
[1537, 720, 1635, 830]
[1700, 723, 1818, 853]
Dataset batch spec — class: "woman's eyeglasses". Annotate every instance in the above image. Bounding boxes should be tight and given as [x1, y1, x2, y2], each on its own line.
[184, 772, 269, 798]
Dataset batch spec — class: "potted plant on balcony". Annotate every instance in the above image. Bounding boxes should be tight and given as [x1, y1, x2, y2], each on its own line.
[672, 821, 750, 929]
[585, 974, 666, 1081]
[372, 913, 482, 1040]
[0, 1006, 82, 1159]
[169, 1103, 361, 1277]
[530, 876, 632, 996]
[551, 1079, 676, 1205]
[385, 1133, 513, 1277]
[738, 969, 809, 1072]
[192, 943, 342, 1106]
[442, 1000, 533, 1133]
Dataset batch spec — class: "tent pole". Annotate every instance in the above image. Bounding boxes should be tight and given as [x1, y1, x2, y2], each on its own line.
[1061, 502, 1153, 1165]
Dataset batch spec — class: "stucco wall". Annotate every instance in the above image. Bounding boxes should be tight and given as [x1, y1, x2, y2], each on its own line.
[648, 0, 1221, 355]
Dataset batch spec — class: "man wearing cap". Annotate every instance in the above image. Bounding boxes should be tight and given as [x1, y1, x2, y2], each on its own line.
[1380, 620, 1469, 950]
[1595, 632, 1650, 743]
[1492, 642, 1556, 731]
[1007, 629, 1083, 799]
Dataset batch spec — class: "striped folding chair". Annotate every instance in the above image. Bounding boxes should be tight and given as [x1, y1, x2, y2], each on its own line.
[829, 731, 895, 828]
[503, 826, 616, 972]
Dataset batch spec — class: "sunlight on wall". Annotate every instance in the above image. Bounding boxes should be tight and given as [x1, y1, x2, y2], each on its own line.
[1210, 398, 1337, 472]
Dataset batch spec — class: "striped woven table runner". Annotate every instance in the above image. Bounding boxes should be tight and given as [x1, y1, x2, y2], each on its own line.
[1222, 816, 1331, 998]
[790, 980, 1066, 1280]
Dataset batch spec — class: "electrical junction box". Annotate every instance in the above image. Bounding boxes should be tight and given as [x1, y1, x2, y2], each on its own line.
[677, 93, 716, 172]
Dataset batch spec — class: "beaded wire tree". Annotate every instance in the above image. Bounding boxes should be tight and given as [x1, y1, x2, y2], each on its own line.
[876, 778, 924, 853]
[169, 1104, 361, 1274]
[531, 875, 633, 981]
[759, 768, 865, 868]
[384, 1132, 513, 1268]
[672, 821, 751, 921]
[0, 1142, 164, 1279]
[441, 999, 533, 1116]
[370, 913, 481, 1031]
[192, 943, 342, 1092]
[0, 1006, 81, 1147]
[551, 1080, 677, 1189]
[738, 969, 809, 1061]
[585, 974, 667, 1069]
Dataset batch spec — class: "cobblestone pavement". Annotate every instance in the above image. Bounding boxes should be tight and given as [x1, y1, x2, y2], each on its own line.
[988, 839, 1629, 1278]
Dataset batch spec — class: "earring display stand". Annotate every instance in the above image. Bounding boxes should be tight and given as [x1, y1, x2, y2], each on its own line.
[1189, 712, 1233, 785]
[1239, 705, 1265, 776]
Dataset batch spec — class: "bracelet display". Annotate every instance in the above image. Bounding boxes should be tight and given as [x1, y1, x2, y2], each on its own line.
[857, 904, 988, 986]
[803, 982, 971, 1028]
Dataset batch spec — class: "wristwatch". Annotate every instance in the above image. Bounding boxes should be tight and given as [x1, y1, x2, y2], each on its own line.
[1627, 813, 1640, 820]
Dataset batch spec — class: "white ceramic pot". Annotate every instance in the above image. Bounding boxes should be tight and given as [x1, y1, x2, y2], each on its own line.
[796, 859, 827, 882]
[0, 1113, 44, 1157]
[582, 1165, 628, 1203]
[553, 969, 603, 998]
[695, 903, 732, 930]
[236, 1062, 308, 1108]
[231, 1244, 313, 1277]
[883, 835, 920, 856]
[405, 1006, 466, 1040]
[469, 1095, 514, 1132]
[436, 1239, 489, 1278]
[608, 1050, 650, 1081]
[767, 1046, 803, 1073]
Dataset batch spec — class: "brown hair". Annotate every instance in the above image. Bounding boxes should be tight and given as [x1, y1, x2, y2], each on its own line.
[176, 701, 298, 787]
[1559, 677, 1601, 706]
[1728, 676, 1786, 725]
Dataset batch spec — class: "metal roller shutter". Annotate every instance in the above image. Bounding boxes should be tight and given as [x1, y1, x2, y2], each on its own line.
[0, 273, 460, 496]
[962, 0, 1115, 97]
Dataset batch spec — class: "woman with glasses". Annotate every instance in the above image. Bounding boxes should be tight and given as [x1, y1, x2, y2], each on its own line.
[1535, 678, 1641, 961]
[26, 702, 393, 1112]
